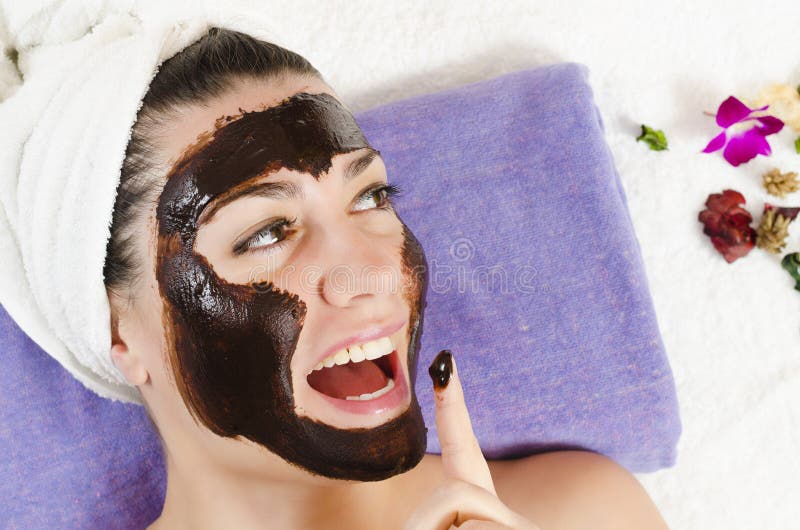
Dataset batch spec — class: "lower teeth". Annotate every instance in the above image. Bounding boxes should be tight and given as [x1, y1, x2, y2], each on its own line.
[345, 378, 395, 401]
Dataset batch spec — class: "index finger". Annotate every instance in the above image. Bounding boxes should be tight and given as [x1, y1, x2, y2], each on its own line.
[428, 349, 496, 496]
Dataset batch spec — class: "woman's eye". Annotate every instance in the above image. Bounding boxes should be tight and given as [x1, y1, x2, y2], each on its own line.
[352, 184, 401, 212]
[233, 217, 296, 255]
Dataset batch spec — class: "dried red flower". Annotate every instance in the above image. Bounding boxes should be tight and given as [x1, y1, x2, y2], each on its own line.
[764, 203, 800, 221]
[698, 189, 757, 263]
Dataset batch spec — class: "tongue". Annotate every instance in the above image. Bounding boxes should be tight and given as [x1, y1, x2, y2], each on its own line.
[307, 360, 389, 399]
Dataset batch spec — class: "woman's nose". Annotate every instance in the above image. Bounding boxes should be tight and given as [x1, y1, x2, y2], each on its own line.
[314, 223, 399, 308]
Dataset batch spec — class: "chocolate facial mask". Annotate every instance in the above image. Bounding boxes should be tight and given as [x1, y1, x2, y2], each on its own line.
[155, 92, 429, 481]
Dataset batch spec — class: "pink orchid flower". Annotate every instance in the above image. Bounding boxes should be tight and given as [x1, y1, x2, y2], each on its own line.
[702, 95, 784, 167]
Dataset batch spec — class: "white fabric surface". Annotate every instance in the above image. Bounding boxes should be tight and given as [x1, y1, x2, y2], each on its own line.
[2, 0, 799, 527]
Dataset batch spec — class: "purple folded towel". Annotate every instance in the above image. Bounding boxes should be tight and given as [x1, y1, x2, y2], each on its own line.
[372, 63, 681, 466]
[0, 62, 680, 529]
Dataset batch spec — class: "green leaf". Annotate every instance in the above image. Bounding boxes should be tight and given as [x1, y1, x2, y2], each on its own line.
[795, 136, 800, 154]
[781, 252, 800, 292]
[636, 124, 669, 151]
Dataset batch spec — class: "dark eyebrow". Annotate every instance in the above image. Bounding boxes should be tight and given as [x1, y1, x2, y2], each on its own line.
[344, 147, 382, 182]
[198, 181, 302, 226]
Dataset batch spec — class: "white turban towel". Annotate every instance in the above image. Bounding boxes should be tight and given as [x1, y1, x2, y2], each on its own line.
[0, 0, 283, 405]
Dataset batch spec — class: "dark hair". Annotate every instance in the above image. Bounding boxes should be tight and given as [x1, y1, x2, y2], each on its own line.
[103, 27, 322, 308]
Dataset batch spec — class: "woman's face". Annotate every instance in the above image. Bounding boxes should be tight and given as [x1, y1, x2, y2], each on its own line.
[114, 74, 429, 483]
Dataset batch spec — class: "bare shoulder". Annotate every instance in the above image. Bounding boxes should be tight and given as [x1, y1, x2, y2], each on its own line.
[488, 450, 670, 530]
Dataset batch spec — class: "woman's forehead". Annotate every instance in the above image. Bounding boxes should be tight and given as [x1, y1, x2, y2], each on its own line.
[159, 75, 337, 173]
[153, 86, 373, 238]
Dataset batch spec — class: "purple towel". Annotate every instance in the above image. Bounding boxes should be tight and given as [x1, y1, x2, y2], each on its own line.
[0, 62, 680, 529]
[374, 64, 681, 465]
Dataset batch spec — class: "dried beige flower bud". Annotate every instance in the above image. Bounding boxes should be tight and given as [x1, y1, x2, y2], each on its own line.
[756, 205, 800, 254]
[762, 167, 799, 197]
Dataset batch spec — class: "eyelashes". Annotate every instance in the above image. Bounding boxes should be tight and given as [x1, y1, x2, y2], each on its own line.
[232, 216, 297, 256]
[232, 182, 403, 256]
[355, 183, 402, 211]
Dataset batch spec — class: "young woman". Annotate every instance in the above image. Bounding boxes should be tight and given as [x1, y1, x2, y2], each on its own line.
[104, 27, 669, 530]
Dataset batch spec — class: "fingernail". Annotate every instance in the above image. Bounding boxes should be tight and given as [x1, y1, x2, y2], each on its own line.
[428, 349, 453, 389]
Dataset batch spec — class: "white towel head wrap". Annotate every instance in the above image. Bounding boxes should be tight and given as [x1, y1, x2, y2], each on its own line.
[0, 0, 283, 405]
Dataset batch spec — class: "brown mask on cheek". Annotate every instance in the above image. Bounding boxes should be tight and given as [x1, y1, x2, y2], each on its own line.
[155, 92, 429, 481]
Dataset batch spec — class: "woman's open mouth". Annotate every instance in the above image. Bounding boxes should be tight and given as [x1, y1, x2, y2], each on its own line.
[305, 335, 409, 415]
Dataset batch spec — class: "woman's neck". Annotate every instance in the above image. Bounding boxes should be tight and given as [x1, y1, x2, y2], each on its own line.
[148, 448, 441, 530]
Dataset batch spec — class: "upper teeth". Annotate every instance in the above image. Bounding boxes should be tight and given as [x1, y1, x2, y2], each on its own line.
[309, 336, 395, 374]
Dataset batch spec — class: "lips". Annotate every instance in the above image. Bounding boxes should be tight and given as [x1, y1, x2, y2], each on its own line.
[305, 319, 406, 374]
[306, 330, 396, 400]
[307, 348, 409, 416]
[296, 318, 410, 419]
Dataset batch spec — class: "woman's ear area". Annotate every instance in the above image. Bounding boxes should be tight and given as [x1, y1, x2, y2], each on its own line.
[108, 290, 149, 386]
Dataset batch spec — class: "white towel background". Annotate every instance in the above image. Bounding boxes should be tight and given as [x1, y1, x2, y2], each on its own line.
[5, 1, 800, 528]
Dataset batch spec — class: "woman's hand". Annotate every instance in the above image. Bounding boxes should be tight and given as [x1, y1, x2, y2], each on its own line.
[404, 350, 540, 530]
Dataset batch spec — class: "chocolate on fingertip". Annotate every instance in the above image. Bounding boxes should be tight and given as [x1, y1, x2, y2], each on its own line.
[428, 349, 453, 389]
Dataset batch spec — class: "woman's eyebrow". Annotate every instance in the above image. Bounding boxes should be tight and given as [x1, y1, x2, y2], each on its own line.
[198, 180, 302, 226]
[344, 147, 382, 182]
